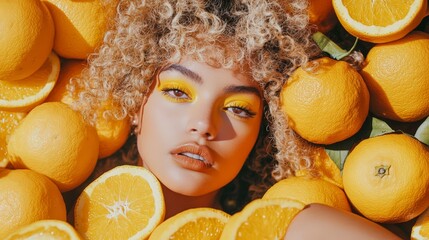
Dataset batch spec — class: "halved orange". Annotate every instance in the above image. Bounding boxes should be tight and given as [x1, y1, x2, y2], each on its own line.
[5, 219, 81, 240]
[0, 110, 26, 168]
[0, 52, 60, 112]
[149, 208, 230, 239]
[333, 0, 427, 43]
[219, 198, 305, 239]
[74, 165, 165, 240]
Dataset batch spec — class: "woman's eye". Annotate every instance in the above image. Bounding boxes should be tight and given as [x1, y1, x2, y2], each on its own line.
[225, 106, 256, 119]
[163, 89, 190, 100]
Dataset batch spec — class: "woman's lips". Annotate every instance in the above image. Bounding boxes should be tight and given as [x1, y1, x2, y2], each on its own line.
[170, 144, 214, 171]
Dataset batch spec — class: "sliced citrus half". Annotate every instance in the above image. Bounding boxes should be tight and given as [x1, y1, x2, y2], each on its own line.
[74, 165, 165, 240]
[149, 207, 230, 240]
[333, 0, 427, 43]
[0, 52, 60, 112]
[5, 219, 81, 240]
[0, 110, 26, 168]
[412, 207, 429, 240]
[219, 198, 305, 240]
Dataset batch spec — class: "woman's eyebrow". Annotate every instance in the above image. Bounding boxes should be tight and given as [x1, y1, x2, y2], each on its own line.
[164, 64, 203, 83]
[224, 85, 262, 98]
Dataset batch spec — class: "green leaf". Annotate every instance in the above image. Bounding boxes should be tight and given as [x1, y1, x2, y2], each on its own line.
[325, 148, 349, 171]
[324, 135, 357, 171]
[415, 116, 429, 145]
[369, 117, 394, 137]
[312, 31, 359, 60]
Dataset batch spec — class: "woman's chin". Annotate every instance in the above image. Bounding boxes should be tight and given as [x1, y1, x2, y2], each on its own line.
[162, 180, 215, 197]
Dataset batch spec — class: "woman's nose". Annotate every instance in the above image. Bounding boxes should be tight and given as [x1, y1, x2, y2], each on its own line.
[186, 103, 218, 140]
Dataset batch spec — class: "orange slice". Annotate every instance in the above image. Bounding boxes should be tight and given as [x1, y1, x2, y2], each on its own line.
[0, 110, 26, 168]
[5, 220, 81, 240]
[412, 207, 429, 240]
[219, 198, 305, 240]
[149, 208, 230, 239]
[0, 52, 60, 112]
[333, 0, 428, 43]
[74, 165, 165, 240]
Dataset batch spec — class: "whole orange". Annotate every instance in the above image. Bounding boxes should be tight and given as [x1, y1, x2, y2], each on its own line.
[307, 0, 338, 33]
[46, 60, 131, 159]
[46, 59, 87, 105]
[7, 102, 99, 192]
[295, 146, 343, 189]
[94, 103, 131, 159]
[280, 57, 369, 145]
[0, 169, 66, 238]
[43, 0, 118, 59]
[278, 0, 337, 33]
[360, 31, 429, 122]
[343, 133, 429, 223]
[263, 176, 351, 212]
[0, 0, 54, 81]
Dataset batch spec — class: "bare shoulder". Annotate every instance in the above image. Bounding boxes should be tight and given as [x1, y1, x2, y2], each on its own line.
[285, 204, 404, 240]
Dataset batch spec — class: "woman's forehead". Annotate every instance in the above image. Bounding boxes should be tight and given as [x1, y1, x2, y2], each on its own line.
[162, 55, 258, 88]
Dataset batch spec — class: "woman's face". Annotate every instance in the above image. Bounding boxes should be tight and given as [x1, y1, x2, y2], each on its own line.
[136, 58, 263, 196]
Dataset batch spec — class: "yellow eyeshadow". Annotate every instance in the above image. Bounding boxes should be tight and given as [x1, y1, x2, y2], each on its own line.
[157, 79, 196, 100]
[224, 95, 261, 112]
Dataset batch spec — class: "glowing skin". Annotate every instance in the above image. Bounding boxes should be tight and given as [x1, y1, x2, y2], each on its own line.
[136, 58, 263, 203]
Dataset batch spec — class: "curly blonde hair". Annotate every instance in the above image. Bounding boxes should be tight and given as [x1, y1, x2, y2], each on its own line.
[72, 0, 320, 213]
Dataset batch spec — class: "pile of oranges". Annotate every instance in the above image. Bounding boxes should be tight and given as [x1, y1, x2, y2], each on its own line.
[280, 0, 429, 239]
[1, 0, 429, 239]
